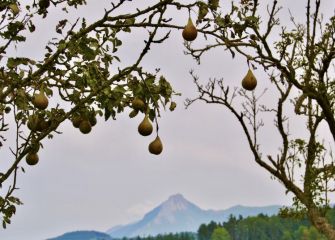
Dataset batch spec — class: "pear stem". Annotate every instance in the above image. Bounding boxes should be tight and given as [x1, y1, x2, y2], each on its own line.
[155, 114, 159, 136]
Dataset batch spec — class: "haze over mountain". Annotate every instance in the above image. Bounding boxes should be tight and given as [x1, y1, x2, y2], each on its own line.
[107, 194, 281, 238]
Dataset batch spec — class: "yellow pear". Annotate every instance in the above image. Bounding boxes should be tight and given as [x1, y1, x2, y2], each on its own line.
[26, 152, 39, 166]
[242, 69, 257, 91]
[33, 90, 49, 110]
[148, 136, 163, 155]
[182, 17, 198, 41]
[138, 115, 153, 136]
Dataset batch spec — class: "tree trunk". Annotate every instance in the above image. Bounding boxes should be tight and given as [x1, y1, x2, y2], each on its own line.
[308, 207, 335, 240]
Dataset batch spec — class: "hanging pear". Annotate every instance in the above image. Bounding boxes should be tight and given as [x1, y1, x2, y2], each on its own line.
[138, 115, 153, 136]
[36, 118, 51, 132]
[148, 136, 163, 155]
[26, 152, 39, 166]
[241, 69, 257, 91]
[27, 114, 40, 132]
[132, 98, 145, 111]
[182, 17, 198, 41]
[71, 115, 83, 128]
[79, 119, 92, 134]
[32, 90, 49, 110]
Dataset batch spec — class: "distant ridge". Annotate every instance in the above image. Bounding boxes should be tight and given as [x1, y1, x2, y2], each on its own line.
[47, 230, 112, 240]
[107, 194, 281, 238]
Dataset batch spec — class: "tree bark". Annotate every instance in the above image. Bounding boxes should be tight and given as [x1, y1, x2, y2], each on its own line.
[308, 207, 335, 240]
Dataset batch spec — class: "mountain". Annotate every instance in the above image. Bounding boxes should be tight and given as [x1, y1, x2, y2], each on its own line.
[47, 230, 112, 240]
[107, 194, 281, 238]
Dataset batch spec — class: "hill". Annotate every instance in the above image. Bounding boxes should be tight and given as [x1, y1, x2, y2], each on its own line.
[47, 230, 112, 240]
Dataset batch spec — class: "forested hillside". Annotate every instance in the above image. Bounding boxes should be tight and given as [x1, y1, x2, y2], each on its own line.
[196, 207, 335, 240]
[125, 207, 335, 240]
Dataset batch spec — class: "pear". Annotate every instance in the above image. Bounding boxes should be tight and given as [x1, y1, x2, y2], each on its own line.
[71, 115, 83, 128]
[26, 152, 39, 166]
[132, 98, 145, 111]
[148, 136, 163, 155]
[182, 18, 198, 41]
[36, 118, 50, 132]
[27, 115, 40, 131]
[138, 115, 153, 136]
[241, 69, 257, 91]
[32, 90, 49, 110]
[79, 119, 92, 134]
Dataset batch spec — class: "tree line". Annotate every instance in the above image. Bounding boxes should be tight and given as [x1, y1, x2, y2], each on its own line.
[120, 207, 335, 240]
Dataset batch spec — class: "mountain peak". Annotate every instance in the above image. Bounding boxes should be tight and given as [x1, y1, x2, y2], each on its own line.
[169, 193, 185, 199]
[160, 194, 190, 215]
[167, 193, 185, 201]
[161, 194, 194, 212]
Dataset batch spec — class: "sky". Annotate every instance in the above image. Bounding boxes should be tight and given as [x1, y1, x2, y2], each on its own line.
[1, 1, 334, 240]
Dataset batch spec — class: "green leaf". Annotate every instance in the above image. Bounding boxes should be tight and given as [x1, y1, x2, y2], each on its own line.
[169, 102, 177, 111]
[129, 109, 138, 118]
[198, 2, 209, 21]
[208, 0, 219, 11]
[104, 107, 113, 121]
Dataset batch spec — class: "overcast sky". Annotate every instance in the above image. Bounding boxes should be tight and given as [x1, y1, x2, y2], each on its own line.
[1, 1, 334, 240]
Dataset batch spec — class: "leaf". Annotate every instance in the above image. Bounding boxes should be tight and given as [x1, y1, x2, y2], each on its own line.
[148, 109, 156, 122]
[169, 102, 177, 111]
[208, 0, 219, 11]
[129, 109, 138, 118]
[124, 18, 135, 25]
[198, 2, 209, 21]
[56, 19, 67, 34]
[104, 107, 112, 121]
